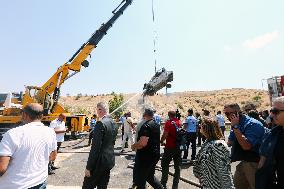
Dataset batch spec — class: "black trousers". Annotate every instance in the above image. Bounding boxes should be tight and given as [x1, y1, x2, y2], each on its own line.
[88, 130, 93, 145]
[220, 126, 225, 138]
[161, 148, 181, 188]
[133, 156, 164, 189]
[183, 132, 197, 159]
[82, 170, 110, 189]
[197, 130, 206, 145]
[57, 142, 62, 152]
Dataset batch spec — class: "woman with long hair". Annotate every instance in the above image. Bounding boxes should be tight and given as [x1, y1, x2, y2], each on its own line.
[193, 117, 234, 189]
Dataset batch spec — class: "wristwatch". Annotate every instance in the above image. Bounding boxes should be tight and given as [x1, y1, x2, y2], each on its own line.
[232, 125, 238, 129]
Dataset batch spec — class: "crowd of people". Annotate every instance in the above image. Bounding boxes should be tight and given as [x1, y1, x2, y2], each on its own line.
[0, 96, 284, 189]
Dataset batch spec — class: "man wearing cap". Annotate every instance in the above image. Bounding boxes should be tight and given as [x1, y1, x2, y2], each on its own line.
[131, 108, 163, 189]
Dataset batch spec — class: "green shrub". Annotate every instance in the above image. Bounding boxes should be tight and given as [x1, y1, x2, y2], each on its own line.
[253, 95, 261, 102]
[109, 92, 125, 118]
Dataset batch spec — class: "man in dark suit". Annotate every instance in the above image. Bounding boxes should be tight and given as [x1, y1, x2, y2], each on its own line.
[82, 102, 117, 189]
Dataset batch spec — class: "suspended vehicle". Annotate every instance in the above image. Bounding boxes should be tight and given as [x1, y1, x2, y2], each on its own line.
[143, 67, 173, 96]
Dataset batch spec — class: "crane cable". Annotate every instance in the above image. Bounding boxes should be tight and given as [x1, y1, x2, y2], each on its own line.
[152, 0, 158, 74]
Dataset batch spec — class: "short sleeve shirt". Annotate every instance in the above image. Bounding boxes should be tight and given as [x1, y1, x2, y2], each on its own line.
[124, 117, 134, 133]
[228, 115, 265, 153]
[164, 118, 181, 148]
[0, 122, 57, 189]
[216, 114, 225, 127]
[49, 119, 66, 142]
[185, 115, 197, 133]
[137, 119, 160, 160]
[154, 114, 162, 125]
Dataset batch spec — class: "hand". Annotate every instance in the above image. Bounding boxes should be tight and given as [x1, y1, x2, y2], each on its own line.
[85, 169, 91, 177]
[131, 144, 136, 151]
[230, 113, 240, 126]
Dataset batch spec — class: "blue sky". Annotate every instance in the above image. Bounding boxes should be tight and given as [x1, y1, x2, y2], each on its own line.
[1, 0, 283, 96]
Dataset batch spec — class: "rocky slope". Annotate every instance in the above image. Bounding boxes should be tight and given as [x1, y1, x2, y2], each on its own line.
[59, 88, 270, 121]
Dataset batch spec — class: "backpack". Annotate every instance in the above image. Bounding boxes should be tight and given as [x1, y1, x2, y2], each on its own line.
[171, 121, 187, 151]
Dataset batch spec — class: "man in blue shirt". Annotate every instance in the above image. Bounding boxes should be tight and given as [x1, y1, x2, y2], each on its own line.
[183, 108, 197, 160]
[256, 96, 284, 189]
[224, 103, 264, 189]
[153, 110, 162, 131]
[88, 114, 97, 146]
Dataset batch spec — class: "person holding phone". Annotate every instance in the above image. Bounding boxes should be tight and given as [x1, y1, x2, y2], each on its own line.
[224, 103, 265, 189]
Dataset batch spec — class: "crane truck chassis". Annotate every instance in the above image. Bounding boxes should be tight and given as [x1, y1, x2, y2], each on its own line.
[0, 0, 133, 139]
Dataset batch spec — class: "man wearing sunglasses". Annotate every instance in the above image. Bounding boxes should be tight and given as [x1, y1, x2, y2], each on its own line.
[224, 103, 265, 189]
[256, 96, 284, 189]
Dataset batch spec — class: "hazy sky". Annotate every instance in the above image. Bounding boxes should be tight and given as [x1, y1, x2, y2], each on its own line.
[1, 0, 283, 96]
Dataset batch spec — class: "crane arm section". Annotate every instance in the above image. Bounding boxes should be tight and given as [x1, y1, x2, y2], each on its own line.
[28, 0, 133, 105]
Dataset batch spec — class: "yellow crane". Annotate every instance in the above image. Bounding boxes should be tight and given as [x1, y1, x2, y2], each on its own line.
[0, 0, 133, 138]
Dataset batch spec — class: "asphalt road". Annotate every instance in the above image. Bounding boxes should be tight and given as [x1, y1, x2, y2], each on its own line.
[47, 131, 237, 189]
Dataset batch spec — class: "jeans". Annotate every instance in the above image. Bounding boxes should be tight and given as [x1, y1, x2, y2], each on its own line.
[133, 156, 164, 189]
[161, 148, 181, 189]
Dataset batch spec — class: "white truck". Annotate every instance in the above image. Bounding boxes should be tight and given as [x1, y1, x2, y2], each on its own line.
[267, 76, 284, 105]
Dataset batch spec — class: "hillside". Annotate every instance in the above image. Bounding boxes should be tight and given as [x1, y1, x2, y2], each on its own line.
[59, 88, 270, 121]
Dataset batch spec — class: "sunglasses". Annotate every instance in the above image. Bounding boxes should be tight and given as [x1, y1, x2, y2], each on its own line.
[270, 108, 284, 115]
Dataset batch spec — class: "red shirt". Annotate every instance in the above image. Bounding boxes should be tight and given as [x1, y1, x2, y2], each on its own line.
[164, 118, 181, 148]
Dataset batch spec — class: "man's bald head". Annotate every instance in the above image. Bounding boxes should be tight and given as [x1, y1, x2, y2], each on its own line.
[22, 103, 44, 121]
[58, 113, 66, 121]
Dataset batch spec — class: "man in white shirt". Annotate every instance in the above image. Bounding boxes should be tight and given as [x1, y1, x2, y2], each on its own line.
[216, 110, 226, 137]
[121, 112, 135, 152]
[49, 113, 67, 151]
[0, 103, 57, 189]
[48, 113, 66, 173]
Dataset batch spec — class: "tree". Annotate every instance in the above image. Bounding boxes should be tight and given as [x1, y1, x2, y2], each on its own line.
[109, 92, 125, 118]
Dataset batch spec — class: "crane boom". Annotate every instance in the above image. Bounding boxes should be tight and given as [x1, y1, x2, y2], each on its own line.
[1, 0, 134, 139]
[24, 0, 133, 109]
